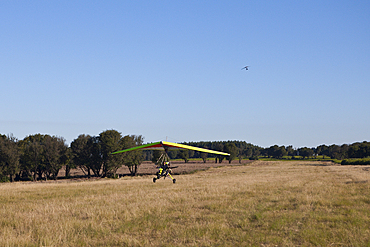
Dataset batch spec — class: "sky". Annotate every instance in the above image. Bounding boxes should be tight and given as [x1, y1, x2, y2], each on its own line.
[1, 0, 369, 148]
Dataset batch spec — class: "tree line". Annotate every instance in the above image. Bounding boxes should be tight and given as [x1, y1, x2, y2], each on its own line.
[1, 130, 369, 182]
[261, 142, 370, 160]
[0, 130, 143, 182]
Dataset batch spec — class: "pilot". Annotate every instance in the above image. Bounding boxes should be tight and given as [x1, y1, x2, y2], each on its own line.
[157, 161, 170, 177]
[154, 161, 176, 183]
[162, 162, 170, 175]
[163, 161, 169, 170]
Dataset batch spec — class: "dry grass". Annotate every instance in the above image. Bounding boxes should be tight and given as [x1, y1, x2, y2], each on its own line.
[1, 161, 370, 246]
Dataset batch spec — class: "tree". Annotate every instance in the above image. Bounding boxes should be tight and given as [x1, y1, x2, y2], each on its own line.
[251, 146, 261, 160]
[71, 134, 93, 177]
[212, 142, 224, 163]
[177, 150, 189, 163]
[266, 145, 276, 158]
[277, 146, 288, 159]
[347, 142, 370, 158]
[340, 144, 349, 159]
[20, 134, 45, 181]
[43, 136, 68, 180]
[327, 145, 344, 159]
[120, 135, 144, 176]
[266, 145, 287, 159]
[99, 130, 123, 177]
[286, 145, 295, 157]
[298, 147, 314, 159]
[316, 145, 328, 159]
[64, 147, 73, 178]
[243, 147, 253, 159]
[0, 134, 20, 182]
[71, 135, 104, 178]
[88, 136, 103, 176]
[167, 150, 178, 159]
[151, 150, 162, 164]
[347, 144, 360, 158]
[224, 143, 238, 163]
[0, 134, 6, 180]
[200, 152, 208, 163]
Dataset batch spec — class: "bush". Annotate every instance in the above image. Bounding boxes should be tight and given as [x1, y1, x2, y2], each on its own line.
[0, 175, 10, 183]
[341, 158, 370, 165]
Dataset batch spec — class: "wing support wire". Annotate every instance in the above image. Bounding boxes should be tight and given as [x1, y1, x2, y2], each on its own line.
[155, 152, 170, 167]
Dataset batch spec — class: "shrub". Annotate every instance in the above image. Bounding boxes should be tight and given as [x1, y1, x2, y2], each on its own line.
[0, 174, 10, 183]
[341, 158, 370, 165]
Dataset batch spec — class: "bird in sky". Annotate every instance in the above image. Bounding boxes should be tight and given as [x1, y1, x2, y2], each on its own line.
[242, 66, 249, 70]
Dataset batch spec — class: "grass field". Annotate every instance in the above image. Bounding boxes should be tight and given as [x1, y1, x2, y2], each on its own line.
[1, 161, 370, 246]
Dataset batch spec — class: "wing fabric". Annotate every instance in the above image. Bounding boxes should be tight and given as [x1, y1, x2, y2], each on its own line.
[111, 141, 163, 154]
[111, 141, 230, 156]
[161, 141, 230, 156]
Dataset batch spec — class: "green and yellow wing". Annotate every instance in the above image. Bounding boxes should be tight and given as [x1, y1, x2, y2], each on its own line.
[112, 141, 230, 156]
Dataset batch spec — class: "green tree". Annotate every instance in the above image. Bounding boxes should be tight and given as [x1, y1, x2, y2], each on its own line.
[20, 134, 45, 181]
[177, 150, 189, 163]
[276, 146, 288, 159]
[327, 145, 343, 159]
[243, 147, 253, 159]
[286, 145, 295, 157]
[99, 130, 123, 177]
[71, 135, 103, 178]
[43, 136, 68, 180]
[224, 143, 238, 164]
[71, 134, 93, 177]
[348, 142, 370, 158]
[0, 134, 6, 180]
[317, 144, 329, 159]
[63, 147, 73, 178]
[0, 134, 20, 182]
[88, 136, 103, 176]
[298, 147, 314, 159]
[264, 145, 287, 159]
[120, 135, 144, 176]
[250, 146, 261, 160]
[347, 144, 360, 158]
[151, 150, 162, 164]
[212, 142, 224, 163]
[200, 152, 208, 163]
[167, 150, 178, 159]
[266, 145, 276, 158]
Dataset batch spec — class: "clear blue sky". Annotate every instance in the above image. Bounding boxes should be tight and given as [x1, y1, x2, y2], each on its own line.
[1, 0, 369, 148]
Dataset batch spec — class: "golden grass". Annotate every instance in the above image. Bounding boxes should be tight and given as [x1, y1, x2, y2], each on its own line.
[1, 161, 370, 246]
